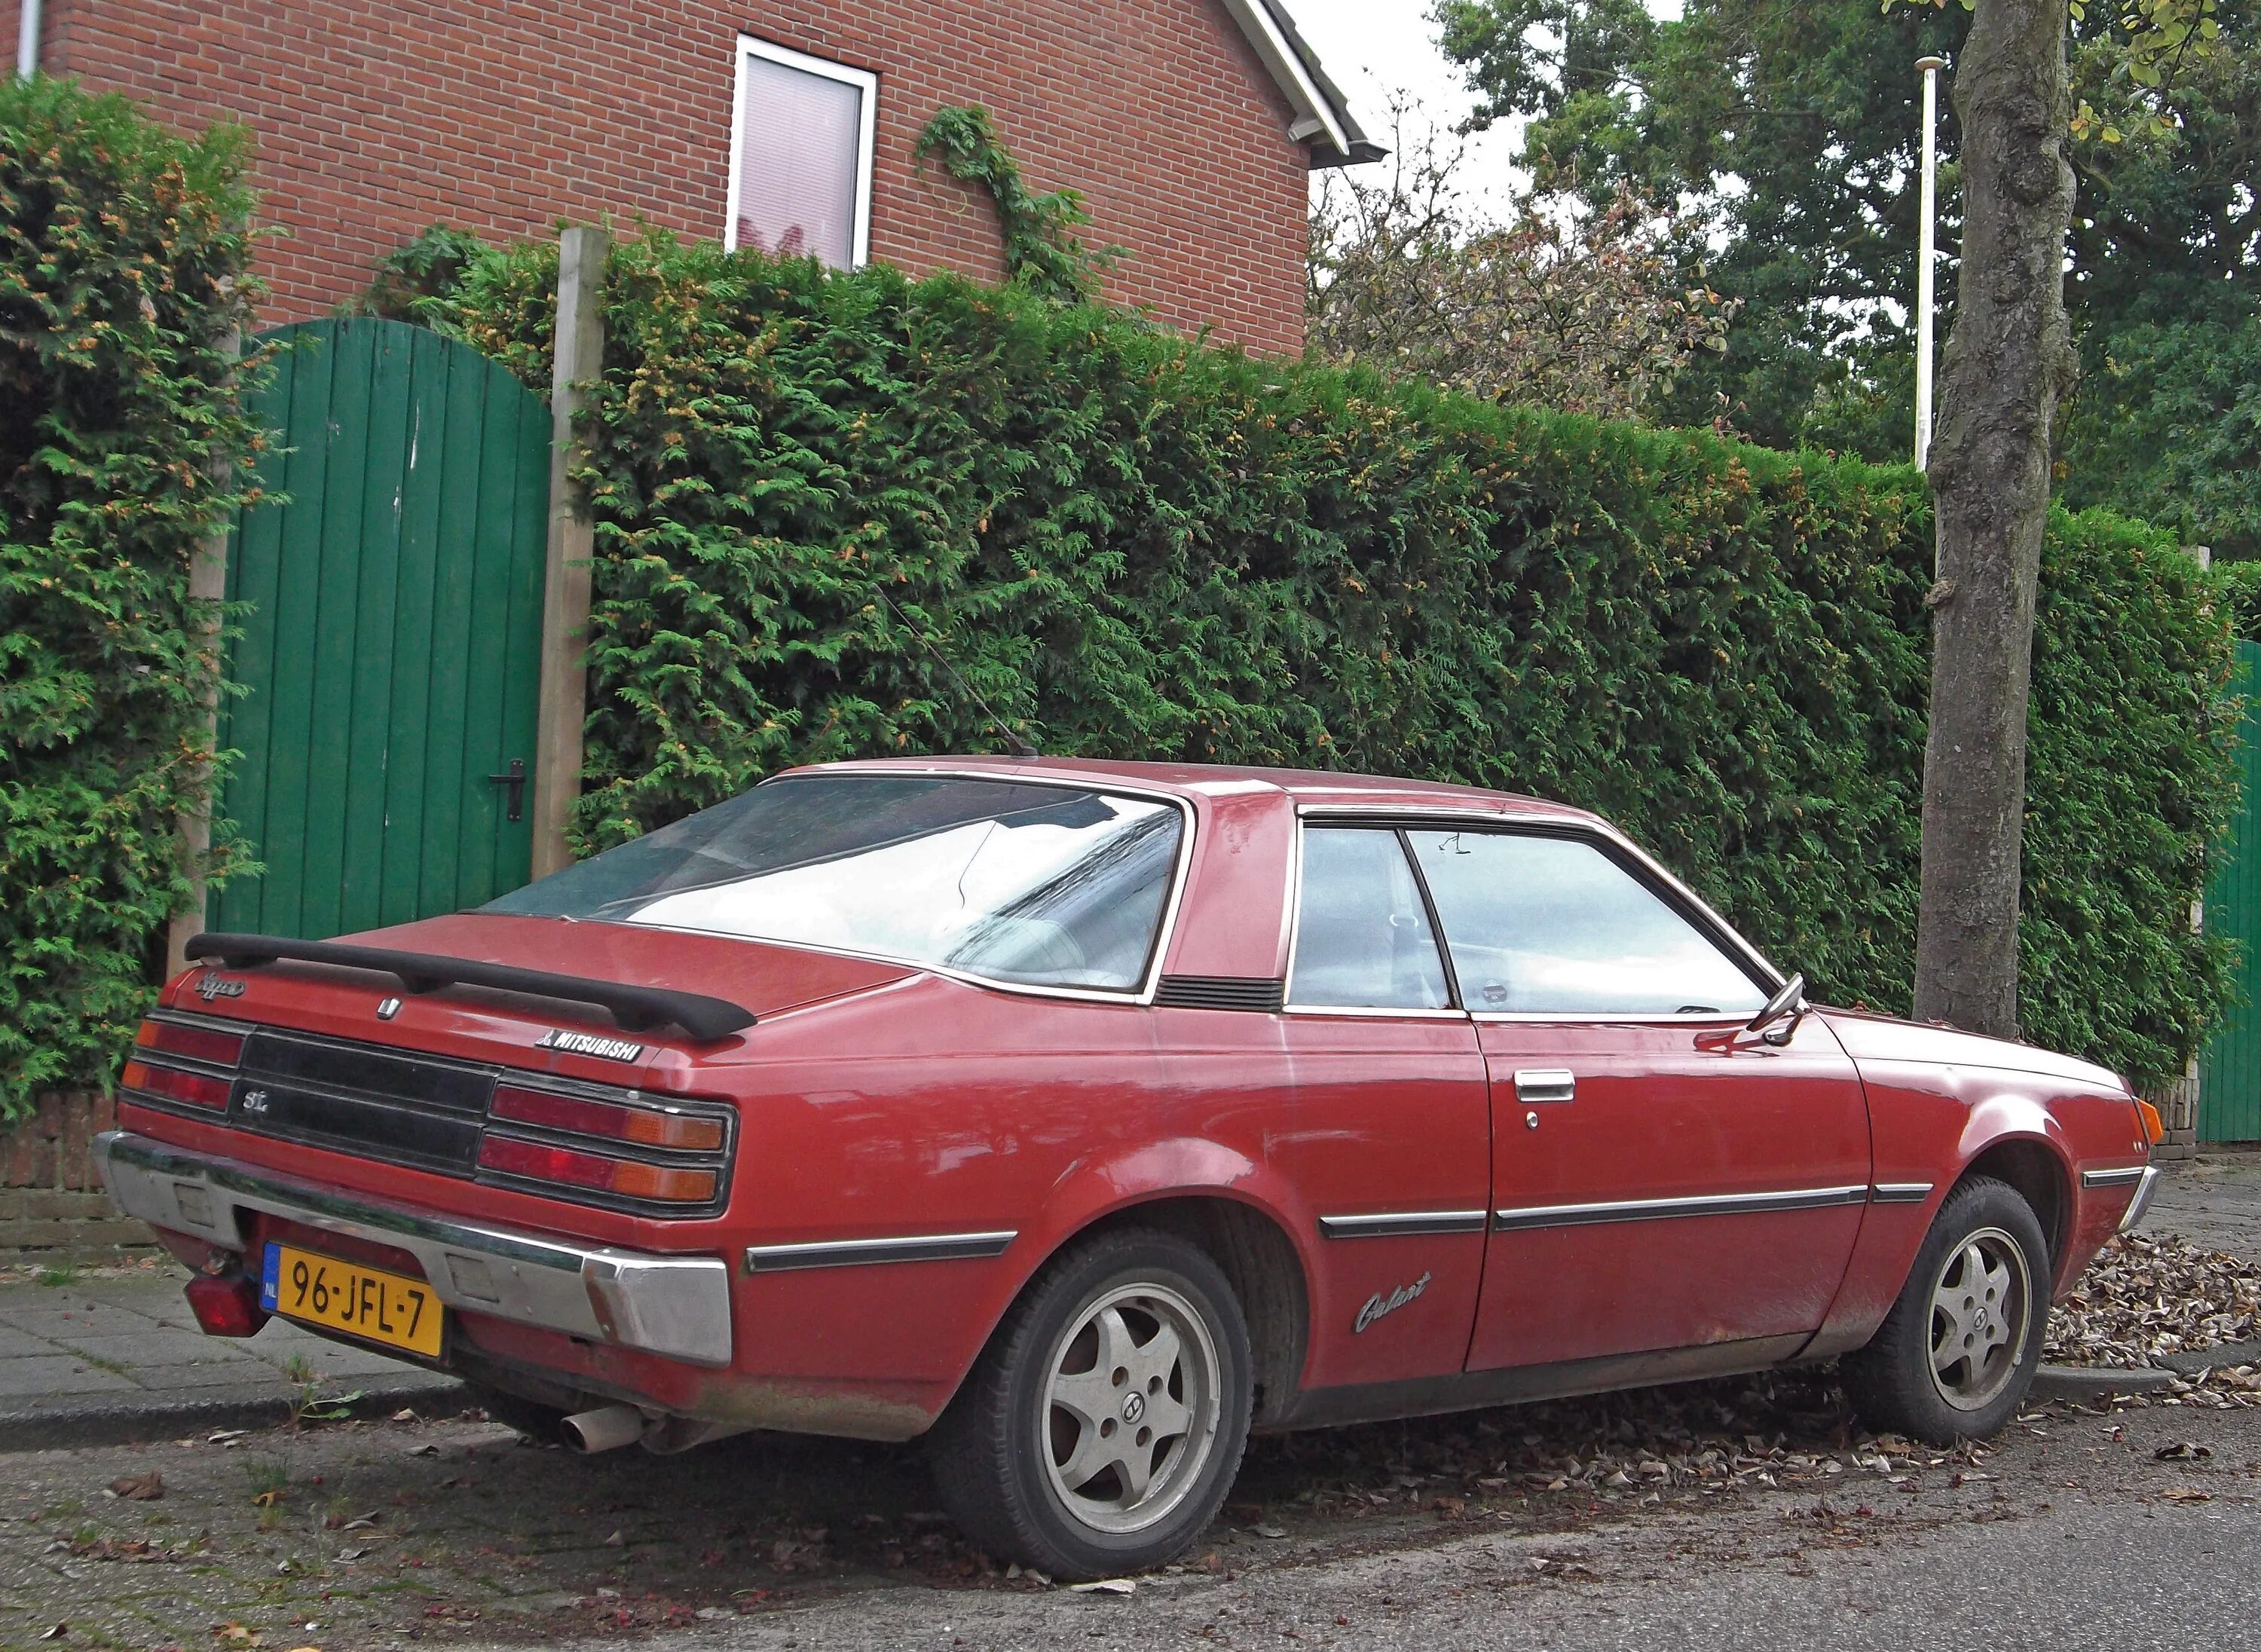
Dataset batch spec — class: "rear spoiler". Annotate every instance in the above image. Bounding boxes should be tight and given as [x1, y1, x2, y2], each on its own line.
[183, 932, 757, 1043]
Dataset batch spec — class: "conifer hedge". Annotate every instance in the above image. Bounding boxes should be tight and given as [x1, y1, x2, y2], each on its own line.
[0, 78, 264, 1116]
[438, 231, 2235, 1090]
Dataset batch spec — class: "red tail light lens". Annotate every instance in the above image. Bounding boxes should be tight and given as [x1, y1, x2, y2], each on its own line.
[135, 1017, 247, 1066]
[121, 1060, 232, 1111]
[491, 1084, 725, 1152]
[476, 1134, 717, 1204]
[184, 1273, 269, 1338]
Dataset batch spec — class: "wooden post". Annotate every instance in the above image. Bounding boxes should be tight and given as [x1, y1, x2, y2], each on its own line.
[530, 226, 610, 880]
[165, 325, 241, 979]
[2155, 538, 2216, 1161]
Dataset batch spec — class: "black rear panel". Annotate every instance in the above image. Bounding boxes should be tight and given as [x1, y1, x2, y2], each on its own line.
[231, 1030, 495, 1174]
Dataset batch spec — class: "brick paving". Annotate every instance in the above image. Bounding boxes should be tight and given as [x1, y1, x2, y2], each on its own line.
[0, 1262, 458, 1446]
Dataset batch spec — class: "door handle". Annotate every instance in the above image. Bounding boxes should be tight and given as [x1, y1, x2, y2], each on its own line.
[1514, 1069, 1575, 1104]
[488, 757, 527, 822]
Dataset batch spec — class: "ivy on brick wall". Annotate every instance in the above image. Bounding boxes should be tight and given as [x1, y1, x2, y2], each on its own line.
[0, 78, 265, 1119]
[429, 228, 2238, 1089]
[911, 105, 1115, 301]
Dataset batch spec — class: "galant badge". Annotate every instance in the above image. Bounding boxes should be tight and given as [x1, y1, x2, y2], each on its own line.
[1354, 1271, 1433, 1334]
[195, 973, 246, 1002]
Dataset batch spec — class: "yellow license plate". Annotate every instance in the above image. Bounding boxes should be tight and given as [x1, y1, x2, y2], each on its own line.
[259, 1242, 443, 1358]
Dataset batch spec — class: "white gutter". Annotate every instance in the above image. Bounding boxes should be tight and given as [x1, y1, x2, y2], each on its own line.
[1216, 0, 1350, 159]
[16, 0, 43, 78]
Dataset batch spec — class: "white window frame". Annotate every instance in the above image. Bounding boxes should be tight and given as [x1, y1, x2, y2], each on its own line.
[724, 34, 879, 268]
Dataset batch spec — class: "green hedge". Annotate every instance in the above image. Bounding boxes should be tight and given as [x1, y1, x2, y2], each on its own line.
[0, 78, 264, 1115]
[2216, 559, 2261, 641]
[436, 230, 2236, 1090]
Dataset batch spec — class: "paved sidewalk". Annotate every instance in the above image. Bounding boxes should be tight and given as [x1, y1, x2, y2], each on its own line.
[0, 1260, 460, 1447]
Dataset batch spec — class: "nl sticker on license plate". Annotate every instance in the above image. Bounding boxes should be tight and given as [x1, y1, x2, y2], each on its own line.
[259, 1242, 444, 1359]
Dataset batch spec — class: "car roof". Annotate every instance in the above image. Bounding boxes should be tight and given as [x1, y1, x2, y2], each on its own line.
[800, 754, 1602, 822]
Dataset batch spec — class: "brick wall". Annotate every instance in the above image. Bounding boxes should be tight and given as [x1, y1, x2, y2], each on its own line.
[34, 0, 1311, 354]
[0, 1094, 150, 1256]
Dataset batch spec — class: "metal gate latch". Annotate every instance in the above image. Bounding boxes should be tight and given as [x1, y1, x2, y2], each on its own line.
[488, 757, 527, 822]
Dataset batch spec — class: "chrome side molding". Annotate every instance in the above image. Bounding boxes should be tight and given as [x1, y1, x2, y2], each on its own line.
[742, 1231, 1017, 1273]
[1868, 1182, 1935, 1204]
[1492, 1185, 1870, 1232]
[1317, 1210, 1490, 1240]
[2081, 1165, 2149, 1188]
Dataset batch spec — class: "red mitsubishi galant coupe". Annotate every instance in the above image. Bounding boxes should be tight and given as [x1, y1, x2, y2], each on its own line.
[100, 760, 2163, 1577]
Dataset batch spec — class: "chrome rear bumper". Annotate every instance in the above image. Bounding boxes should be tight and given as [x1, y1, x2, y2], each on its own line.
[93, 1130, 733, 1367]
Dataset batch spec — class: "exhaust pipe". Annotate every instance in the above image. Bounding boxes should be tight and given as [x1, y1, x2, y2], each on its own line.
[561, 1403, 647, 1454]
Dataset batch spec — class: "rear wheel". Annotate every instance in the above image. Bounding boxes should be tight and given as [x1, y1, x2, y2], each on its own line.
[926, 1229, 1252, 1579]
[1841, 1175, 2048, 1443]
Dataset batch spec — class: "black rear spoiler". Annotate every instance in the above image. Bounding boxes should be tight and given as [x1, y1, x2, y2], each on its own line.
[183, 932, 757, 1042]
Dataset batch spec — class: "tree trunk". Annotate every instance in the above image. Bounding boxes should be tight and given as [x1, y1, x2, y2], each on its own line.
[1911, 0, 2079, 1039]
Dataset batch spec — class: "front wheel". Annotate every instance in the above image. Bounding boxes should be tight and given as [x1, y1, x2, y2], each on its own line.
[926, 1229, 1253, 1579]
[1840, 1174, 2049, 1443]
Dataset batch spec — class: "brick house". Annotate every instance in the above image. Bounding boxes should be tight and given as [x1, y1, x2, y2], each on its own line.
[7, 0, 1377, 355]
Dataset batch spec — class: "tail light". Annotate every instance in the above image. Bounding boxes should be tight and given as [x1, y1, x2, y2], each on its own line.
[120, 1060, 232, 1111]
[185, 1271, 269, 1338]
[136, 1017, 248, 1066]
[491, 1084, 725, 1151]
[121, 1014, 246, 1114]
[478, 1081, 731, 1214]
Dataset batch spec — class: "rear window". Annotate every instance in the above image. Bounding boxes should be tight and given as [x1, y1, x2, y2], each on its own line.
[483, 774, 1185, 993]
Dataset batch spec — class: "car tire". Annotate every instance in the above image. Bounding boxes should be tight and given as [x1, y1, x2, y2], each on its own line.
[926, 1228, 1253, 1580]
[1841, 1174, 2050, 1445]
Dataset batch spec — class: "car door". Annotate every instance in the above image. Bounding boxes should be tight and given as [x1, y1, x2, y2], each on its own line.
[1272, 822, 1492, 1390]
[1398, 826, 1871, 1373]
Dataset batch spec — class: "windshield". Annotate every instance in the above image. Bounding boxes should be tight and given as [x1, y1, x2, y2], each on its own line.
[482, 774, 1186, 993]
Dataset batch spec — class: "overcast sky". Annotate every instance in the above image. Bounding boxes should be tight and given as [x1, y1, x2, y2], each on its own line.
[1285, 0, 1684, 216]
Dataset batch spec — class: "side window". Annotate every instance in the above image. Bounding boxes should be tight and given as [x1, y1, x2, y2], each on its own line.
[1287, 828, 1451, 1011]
[1404, 831, 1767, 1017]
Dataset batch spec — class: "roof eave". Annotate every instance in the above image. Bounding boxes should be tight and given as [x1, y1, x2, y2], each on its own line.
[1220, 0, 1386, 170]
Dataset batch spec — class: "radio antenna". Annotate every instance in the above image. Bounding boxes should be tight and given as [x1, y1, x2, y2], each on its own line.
[873, 584, 1040, 759]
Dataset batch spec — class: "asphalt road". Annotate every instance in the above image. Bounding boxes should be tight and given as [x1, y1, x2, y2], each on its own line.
[4, 1358, 2254, 1650]
[526, 1401, 2261, 1652]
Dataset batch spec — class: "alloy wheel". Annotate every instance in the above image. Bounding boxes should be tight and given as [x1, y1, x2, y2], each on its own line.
[1038, 1282, 1222, 1535]
[1926, 1225, 2032, 1412]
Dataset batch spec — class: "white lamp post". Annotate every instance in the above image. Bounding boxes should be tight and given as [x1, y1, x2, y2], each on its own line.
[1914, 54, 1948, 471]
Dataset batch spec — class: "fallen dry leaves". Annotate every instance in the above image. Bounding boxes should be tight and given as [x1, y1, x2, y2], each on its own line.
[2048, 1231, 2261, 1369]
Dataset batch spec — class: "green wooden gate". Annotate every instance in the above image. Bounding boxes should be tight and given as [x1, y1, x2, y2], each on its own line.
[212, 318, 551, 939]
[2201, 640, 2261, 1142]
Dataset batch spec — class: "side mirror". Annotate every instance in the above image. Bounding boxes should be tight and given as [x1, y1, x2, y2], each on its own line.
[1747, 972, 1807, 1046]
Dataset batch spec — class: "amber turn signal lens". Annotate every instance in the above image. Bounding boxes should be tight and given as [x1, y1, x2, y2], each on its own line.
[2137, 1097, 2165, 1146]
[491, 1084, 725, 1152]
[477, 1133, 717, 1204]
[610, 1161, 720, 1202]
